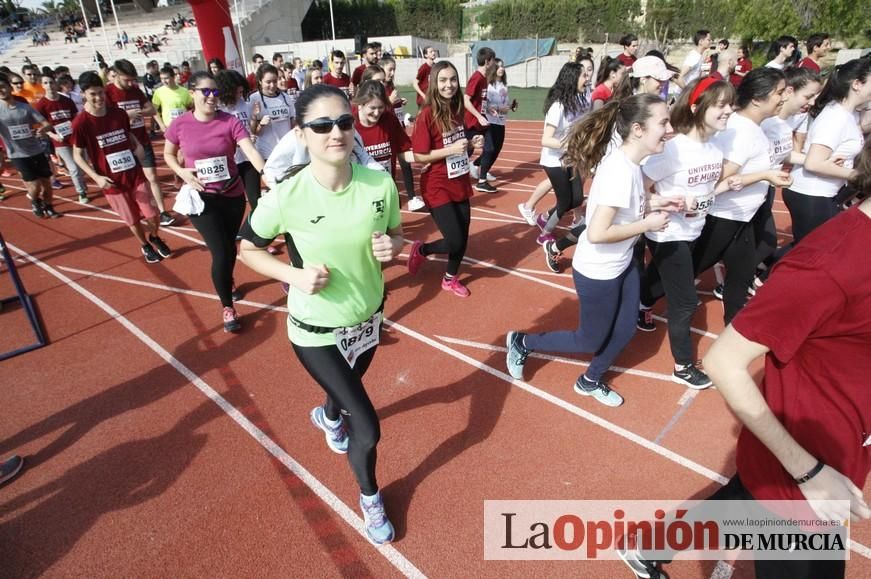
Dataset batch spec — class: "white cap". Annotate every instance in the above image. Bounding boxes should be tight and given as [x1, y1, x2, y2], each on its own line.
[631, 56, 674, 81]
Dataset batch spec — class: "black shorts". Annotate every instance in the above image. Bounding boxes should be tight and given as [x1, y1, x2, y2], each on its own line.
[140, 142, 156, 168]
[12, 154, 52, 182]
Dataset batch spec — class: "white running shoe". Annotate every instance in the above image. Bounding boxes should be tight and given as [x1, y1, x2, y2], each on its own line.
[485, 172, 496, 181]
[408, 197, 426, 211]
[470, 164, 480, 179]
[517, 203, 536, 226]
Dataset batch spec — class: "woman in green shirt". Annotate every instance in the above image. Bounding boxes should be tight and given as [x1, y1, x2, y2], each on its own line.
[239, 84, 404, 545]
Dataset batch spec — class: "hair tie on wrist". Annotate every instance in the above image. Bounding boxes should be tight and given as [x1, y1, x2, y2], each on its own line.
[793, 460, 825, 485]
[689, 77, 719, 105]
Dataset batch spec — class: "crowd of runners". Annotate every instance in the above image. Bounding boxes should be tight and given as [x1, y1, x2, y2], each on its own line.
[0, 30, 869, 578]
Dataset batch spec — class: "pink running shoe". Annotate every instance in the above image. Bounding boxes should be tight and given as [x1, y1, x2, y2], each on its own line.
[407, 240, 425, 275]
[536, 232, 556, 245]
[535, 212, 549, 231]
[441, 276, 470, 297]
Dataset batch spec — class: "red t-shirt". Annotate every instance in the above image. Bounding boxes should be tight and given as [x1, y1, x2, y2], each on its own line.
[731, 206, 871, 502]
[590, 83, 613, 104]
[731, 57, 752, 88]
[178, 71, 191, 86]
[286, 78, 300, 101]
[798, 57, 821, 73]
[384, 80, 403, 115]
[351, 63, 367, 86]
[463, 70, 488, 131]
[104, 84, 150, 146]
[415, 62, 431, 106]
[411, 106, 473, 209]
[71, 107, 145, 194]
[34, 95, 78, 146]
[617, 53, 636, 69]
[247, 72, 257, 91]
[709, 70, 725, 81]
[354, 109, 411, 176]
[323, 72, 350, 88]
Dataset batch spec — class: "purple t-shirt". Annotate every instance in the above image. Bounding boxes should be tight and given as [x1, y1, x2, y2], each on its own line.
[164, 110, 249, 196]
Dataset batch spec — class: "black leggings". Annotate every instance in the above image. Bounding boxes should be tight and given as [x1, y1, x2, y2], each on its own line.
[478, 124, 506, 180]
[692, 214, 756, 324]
[645, 475, 846, 579]
[239, 161, 263, 211]
[542, 165, 583, 234]
[292, 343, 380, 495]
[398, 157, 417, 199]
[189, 193, 246, 307]
[752, 186, 778, 269]
[421, 200, 471, 276]
[782, 187, 840, 245]
[641, 239, 698, 366]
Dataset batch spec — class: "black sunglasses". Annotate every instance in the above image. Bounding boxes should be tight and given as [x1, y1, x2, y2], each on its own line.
[195, 87, 220, 97]
[301, 114, 355, 134]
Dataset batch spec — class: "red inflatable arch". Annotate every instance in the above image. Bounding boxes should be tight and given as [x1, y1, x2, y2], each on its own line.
[187, 0, 244, 73]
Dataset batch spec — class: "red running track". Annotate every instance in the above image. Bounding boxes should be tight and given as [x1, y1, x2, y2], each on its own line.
[0, 119, 868, 578]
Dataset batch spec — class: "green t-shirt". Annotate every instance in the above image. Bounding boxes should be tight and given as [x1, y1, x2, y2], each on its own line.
[152, 85, 193, 128]
[250, 164, 401, 347]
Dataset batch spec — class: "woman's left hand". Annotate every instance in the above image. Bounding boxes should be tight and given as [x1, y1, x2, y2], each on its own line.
[371, 231, 396, 262]
[471, 134, 484, 149]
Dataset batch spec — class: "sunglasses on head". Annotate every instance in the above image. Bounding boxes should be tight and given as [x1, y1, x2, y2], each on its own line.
[195, 87, 220, 97]
[301, 114, 355, 134]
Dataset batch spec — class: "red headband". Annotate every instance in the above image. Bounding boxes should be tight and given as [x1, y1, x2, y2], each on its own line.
[689, 77, 719, 105]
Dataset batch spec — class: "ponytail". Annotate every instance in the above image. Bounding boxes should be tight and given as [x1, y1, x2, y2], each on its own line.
[565, 93, 664, 177]
[811, 58, 871, 118]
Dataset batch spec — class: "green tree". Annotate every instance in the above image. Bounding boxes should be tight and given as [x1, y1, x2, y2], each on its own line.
[481, 0, 641, 43]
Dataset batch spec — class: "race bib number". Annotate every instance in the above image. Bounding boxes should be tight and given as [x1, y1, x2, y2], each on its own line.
[269, 107, 290, 123]
[195, 156, 229, 184]
[9, 124, 32, 140]
[106, 149, 136, 173]
[170, 108, 185, 120]
[129, 114, 144, 129]
[446, 151, 470, 179]
[334, 312, 381, 367]
[686, 192, 715, 217]
[54, 121, 73, 138]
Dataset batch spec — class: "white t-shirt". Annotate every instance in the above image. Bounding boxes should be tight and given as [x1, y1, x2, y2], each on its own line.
[710, 113, 775, 222]
[643, 134, 722, 242]
[761, 115, 794, 168]
[765, 60, 784, 70]
[539, 96, 589, 167]
[250, 90, 295, 160]
[789, 103, 864, 198]
[789, 112, 809, 134]
[220, 99, 253, 165]
[485, 81, 509, 126]
[573, 148, 646, 280]
[682, 50, 703, 85]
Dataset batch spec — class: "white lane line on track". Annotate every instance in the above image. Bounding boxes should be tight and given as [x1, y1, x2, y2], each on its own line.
[48, 263, 871, 561]
[11, 250, 427, 579]
[434, 335, 676, 383]
[396, 253, 569, 278]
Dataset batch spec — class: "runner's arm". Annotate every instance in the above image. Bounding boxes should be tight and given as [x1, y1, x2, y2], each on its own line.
[238, 137, 265, 173]
[72, 145, 112, 188]
[703, 325, 871, 522]
[463, 93, 488, 126]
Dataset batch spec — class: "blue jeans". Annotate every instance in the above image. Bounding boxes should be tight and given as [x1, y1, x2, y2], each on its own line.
[525, 265, 640, 381]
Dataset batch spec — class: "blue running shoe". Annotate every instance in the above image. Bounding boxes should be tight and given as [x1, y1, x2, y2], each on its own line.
[506, 331, 530, 380]
[310, 406, 348, 454]
[360, 491, 395, 545]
